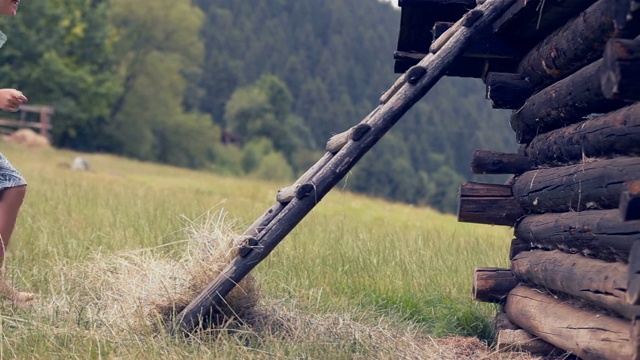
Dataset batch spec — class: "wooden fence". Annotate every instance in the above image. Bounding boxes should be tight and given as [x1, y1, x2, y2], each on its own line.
[0, 104, 54, 140]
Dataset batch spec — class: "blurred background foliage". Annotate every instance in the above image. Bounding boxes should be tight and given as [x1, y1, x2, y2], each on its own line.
[0, 0, 516, 213]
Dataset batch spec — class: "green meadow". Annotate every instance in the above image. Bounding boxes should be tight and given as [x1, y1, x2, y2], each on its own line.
[0, 142, 518, 359]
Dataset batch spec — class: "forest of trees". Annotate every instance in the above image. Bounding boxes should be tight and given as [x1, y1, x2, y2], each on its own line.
[0, 0, 516, 213]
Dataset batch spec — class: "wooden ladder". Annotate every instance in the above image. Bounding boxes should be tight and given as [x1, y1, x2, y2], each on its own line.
[171, 0, 518, 333]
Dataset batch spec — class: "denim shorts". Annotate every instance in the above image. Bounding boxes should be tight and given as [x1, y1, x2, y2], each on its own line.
[0, 152, 26, 190]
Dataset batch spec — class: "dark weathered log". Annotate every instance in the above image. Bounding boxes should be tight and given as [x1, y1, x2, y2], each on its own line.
[516, 0, 631, 90]
[525, 103, 640, 166]
[512, 250, 640, 319]
[509, 237, 530, 260]
[602, 38, 640, 101]
[172, 0, 520, 334]
[622, 181, 640, 222]
[513, 157, 640, 213]
[471, 149, 533, 174]
[472, 267, 518, 303]
[493, 0, 597, 43]
[515, 209, 640, 263]
[628, 241, 640, 305]
[484, 72, 533, 109]
[496, 329, 561, 356]
[506, 284, 633, 359]
[457, 182, 524, 226]
[511, 59, 627, 144]
[432, 23, 525, 60]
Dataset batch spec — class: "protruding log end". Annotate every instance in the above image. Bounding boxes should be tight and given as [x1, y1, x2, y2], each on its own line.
[237, 236, 259, 257]
[471, 149, 533, 174]
[472, 267, 518, 303]
[620, 180, 640, 221]
[485, 72, 534, 109]
[457, 182, 524, 226]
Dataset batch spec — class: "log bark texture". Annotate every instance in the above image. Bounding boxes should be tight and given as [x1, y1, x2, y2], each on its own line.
[472, 267, 518, 303]
[506, 284, 633, 360]
[514, 209, 640, 263]
[513, 156, 640, 213]
[172, 0, 520, 334]
[516, 0, 631, 90]
[457, 182, 524, 226]
[511, 59, 627, 144]
[512, 250, 640, 319]
[601, 37, 640, 101]
[471, 149, 533, 174]
[525, 103, 640, 166]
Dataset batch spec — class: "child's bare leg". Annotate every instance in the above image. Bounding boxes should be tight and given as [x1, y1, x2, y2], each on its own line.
[0, 185, 35, 303]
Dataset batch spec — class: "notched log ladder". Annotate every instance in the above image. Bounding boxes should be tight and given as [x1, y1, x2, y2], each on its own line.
[169, 0, 519, 334]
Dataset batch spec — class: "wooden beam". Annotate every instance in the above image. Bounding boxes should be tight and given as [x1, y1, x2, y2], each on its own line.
[505, 284, 633, 359]
[514, 209, 640, 263]
[457, 182, 524, 226]
[516, 0, 631, 90]
[513, 156, 640, 213]
[601, 37, 640, 101]
[484, 72, 533, 109]
[472, 267, 518, 303]
[511, 59, 627, 144]
[512, 250, 640, 319]
[471, 149, 533, 174]
[172, 0, 520, 334]
[525, 103, 640, 166]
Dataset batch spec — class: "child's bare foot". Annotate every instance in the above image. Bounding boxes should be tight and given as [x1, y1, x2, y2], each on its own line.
[0, 278, 36, 303]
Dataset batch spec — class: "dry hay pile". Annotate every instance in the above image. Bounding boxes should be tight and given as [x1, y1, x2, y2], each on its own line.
[42, 210, 259, 336]
[3, 128, 50, 148]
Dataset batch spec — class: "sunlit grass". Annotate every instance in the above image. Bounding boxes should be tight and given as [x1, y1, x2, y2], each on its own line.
[0, 142, 520, 359]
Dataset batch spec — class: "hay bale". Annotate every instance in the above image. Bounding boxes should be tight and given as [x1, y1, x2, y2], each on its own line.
[4, 128, 50, 148]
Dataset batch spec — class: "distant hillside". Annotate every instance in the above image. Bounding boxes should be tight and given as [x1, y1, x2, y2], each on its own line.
[195, 0, 517, 212]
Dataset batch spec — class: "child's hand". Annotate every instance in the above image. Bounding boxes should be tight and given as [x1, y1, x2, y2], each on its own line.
[0, 89, 28, 112]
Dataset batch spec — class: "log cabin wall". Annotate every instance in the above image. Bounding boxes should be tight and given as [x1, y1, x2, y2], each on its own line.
[397, 0, 640, 358]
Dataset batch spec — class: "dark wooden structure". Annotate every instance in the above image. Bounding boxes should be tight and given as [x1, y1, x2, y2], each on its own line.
[404, 0, 640, 357]
[174, 0, 640, 358]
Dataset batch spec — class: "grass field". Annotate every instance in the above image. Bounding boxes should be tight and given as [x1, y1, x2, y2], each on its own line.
[0, 141, 532, 359]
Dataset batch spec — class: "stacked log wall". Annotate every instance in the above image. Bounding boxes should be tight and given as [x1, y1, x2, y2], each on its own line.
[456, 0, 640, 357]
